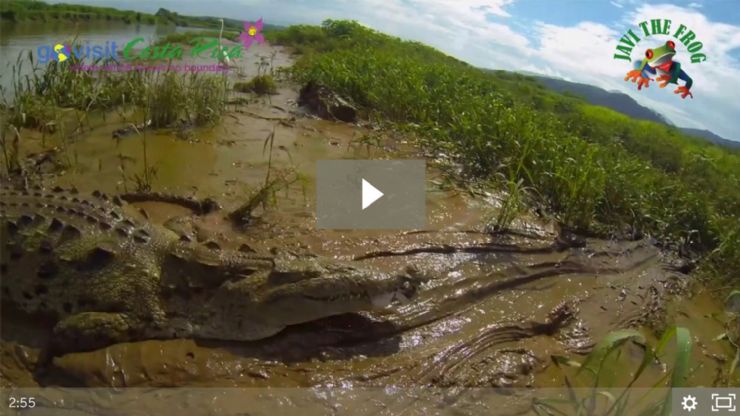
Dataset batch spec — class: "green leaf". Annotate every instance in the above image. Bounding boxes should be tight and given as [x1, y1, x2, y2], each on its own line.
[729, 347, 739, 383]
[668, 327, 693, 388]
[659, 326, 693, 416]
[576, 329, 644, 382]
[551, 355, 582, 369]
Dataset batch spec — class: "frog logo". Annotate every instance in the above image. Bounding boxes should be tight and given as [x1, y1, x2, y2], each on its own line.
[624, 40, 693, 99]
[614, 19, 706, 99]
[53, 43, 71, 62]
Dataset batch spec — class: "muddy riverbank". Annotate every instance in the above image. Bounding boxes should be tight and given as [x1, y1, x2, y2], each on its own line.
[1, 43, 737, 414]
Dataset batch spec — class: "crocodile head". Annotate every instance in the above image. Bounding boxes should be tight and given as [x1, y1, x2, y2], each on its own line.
[183, 250, 421, 341]
[257, 262, 420, 324]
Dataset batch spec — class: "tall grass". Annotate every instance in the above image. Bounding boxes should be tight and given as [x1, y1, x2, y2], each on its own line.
[139, 69, 227, 128]
[0, 50, 228, 179]
[228, 126, 304, 225]
[1, 51, 136, 131]
[188, 74, 227, 126]
[0, 52, 227, 132]
[146, 71, 185, 127]
[270, 20, 740, 284]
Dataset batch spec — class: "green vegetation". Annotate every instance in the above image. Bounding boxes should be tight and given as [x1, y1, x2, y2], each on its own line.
[1, 52, 145, 132]
[153, 7, 250, 31]
[715, 291, 740, 385]
[0, 51, 226, 128]
[141, 71, 227, 128]
[1, 1, 283, 33]
[0, 0, 157, 24]
[229, 127, 305, 226]
[539, 327, 693, 415]
[0, 51, 228, 175]
[153, 30, 241, 47]
[268, 19, 740, 285]
[234, 75, 277, 95]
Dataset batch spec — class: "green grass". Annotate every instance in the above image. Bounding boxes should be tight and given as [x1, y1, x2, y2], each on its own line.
[0, 51, 227, 148]
[0, 50, 147, 139]
[539, 327, 693, 415]
[234, 75, 277, 95]
[146, 72, 184, 127]
[187, 74, 227, 126]
[268, 19, 740, 285]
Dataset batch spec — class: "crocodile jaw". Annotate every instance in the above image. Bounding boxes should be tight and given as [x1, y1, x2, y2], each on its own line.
[371, 286, 413, 309]
[253, 270, 419, 326]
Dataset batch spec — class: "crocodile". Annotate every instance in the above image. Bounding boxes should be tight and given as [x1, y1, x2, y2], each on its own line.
[0, 184, 419, 353]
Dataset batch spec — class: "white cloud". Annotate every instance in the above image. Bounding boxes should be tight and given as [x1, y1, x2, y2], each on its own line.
[534, 21, 626, 86]
[280, 0, 531, 67]
[409, 0, 516, 19]
[609, 0, 640, 9]
[687, 2, 702, 9]
[498, 3, 740, 140]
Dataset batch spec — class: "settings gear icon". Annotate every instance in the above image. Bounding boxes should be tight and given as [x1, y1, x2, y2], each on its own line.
[682, 395, 698, 412]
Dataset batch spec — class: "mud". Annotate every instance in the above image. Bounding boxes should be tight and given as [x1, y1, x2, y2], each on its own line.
[1, 43, 737, 413]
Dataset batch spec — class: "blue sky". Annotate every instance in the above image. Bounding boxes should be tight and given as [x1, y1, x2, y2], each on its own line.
[59, 1, 740, 140]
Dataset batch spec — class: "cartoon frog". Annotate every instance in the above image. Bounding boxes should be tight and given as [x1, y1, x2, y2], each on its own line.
[624, 40, 693, 99]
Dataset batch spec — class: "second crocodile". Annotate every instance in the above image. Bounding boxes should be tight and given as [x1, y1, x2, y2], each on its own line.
[0, 184, 419, 353]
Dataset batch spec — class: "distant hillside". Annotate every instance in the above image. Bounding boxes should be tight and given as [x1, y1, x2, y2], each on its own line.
[534, 76, 668, 124]
[532, 75, 739, 150]
[155, 8, 282, 32]
[0, 2, 282, 33]
[678, 128, 740, 149]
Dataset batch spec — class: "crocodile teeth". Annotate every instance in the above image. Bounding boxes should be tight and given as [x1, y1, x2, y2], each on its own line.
[393, 291, 411, 305]
[371, 292, 394, 309]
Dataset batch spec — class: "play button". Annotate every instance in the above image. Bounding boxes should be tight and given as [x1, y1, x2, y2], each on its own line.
[316, 160, 426, 230]
[361, 179, 383, 210]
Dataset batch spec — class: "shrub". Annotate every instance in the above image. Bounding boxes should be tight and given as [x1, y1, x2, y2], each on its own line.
[234, 75, 277, 95]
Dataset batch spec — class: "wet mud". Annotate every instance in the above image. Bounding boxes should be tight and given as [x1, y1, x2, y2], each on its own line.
[1, 44, 736, 414]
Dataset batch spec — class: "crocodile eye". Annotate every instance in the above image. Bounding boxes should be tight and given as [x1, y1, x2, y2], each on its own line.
[645, 49, 653, 59]
[666, 40, 675, 49]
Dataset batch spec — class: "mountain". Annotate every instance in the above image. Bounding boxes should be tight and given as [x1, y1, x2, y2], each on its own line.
[532, 75, 740, 149]
[154, 8, 282, 32]
[678, 128, 740, 149]
[534, 76, 668, 124]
